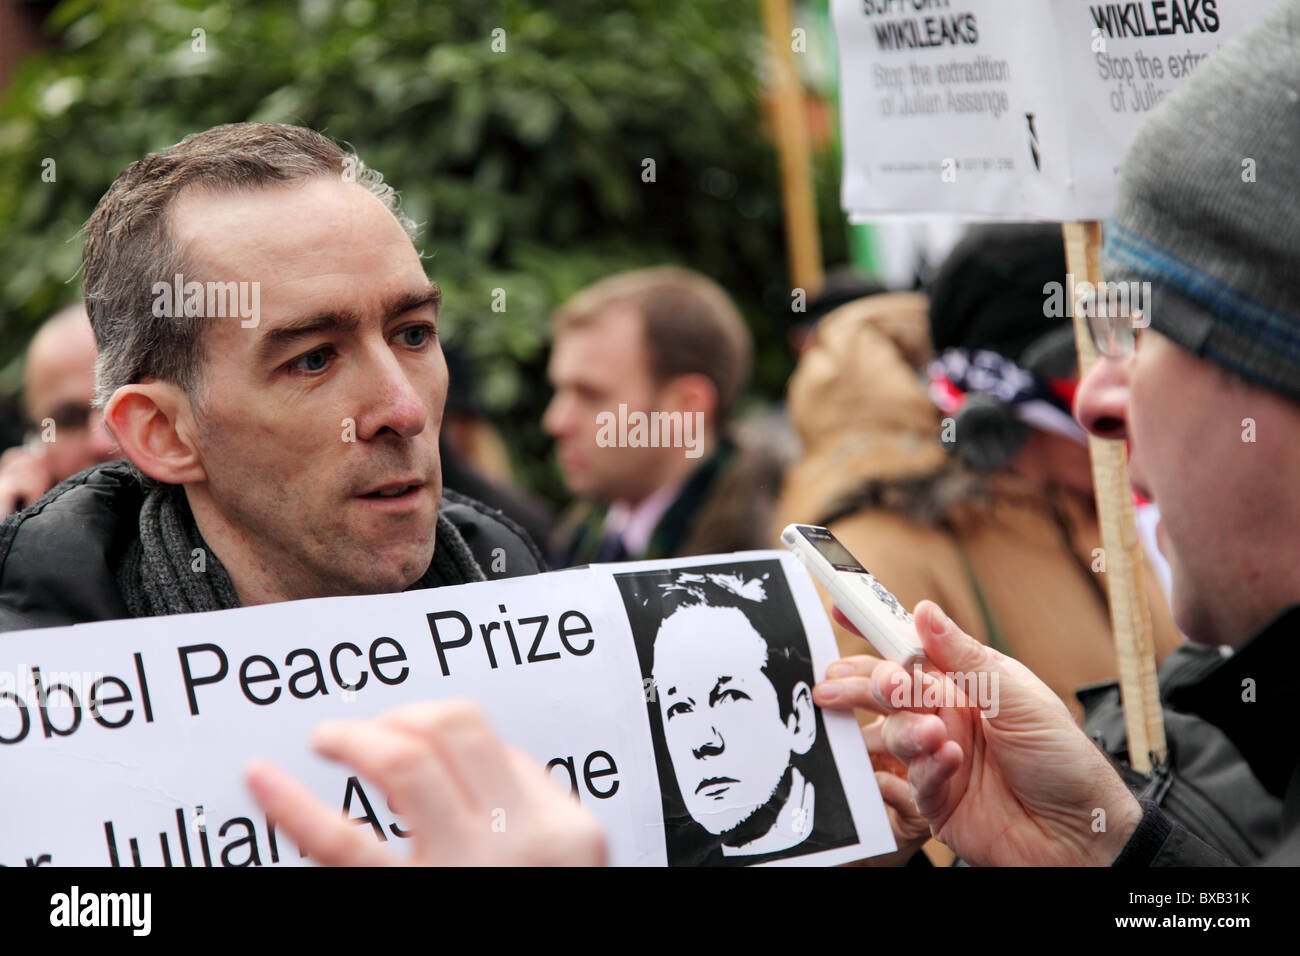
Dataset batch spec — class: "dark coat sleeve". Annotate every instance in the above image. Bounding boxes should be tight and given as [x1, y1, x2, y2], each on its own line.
[1113, 799, 1234, 867]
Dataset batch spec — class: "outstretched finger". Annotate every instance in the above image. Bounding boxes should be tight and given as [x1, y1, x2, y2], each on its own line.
[246, 760, 394, 867]
[824, 655, 884, 680]
[813, 674, 893, 714]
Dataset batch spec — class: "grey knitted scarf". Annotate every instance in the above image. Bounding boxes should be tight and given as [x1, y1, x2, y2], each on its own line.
[117, 481, 484, 617]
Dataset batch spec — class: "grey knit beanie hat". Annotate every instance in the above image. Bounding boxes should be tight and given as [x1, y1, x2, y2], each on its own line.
[1103, 0, 1300, 401]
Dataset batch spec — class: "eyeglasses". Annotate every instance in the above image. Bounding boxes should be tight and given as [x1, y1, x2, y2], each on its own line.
[1088, 309, 1145, 359]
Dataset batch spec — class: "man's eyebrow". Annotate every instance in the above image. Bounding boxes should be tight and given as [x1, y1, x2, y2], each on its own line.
[255, 283, 441, 366]
[384, 282, 442, 320]
[256, 311, 360, 365]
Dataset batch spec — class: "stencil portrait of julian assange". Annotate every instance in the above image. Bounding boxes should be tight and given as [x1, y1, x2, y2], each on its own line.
[615, 560, 858, 866]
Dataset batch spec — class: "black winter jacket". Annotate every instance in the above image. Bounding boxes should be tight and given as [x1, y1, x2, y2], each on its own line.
[1080, 639, 1283, 864]
[1106, 605, 1300, 866]
[0, 461, 546, 633]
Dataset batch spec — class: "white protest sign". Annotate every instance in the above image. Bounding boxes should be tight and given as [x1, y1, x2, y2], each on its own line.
[835, 0, 1058, 219]
[1040, 0, 1280, 219]
[0, 552, 893, 867]
[833, 0, 1281, 220]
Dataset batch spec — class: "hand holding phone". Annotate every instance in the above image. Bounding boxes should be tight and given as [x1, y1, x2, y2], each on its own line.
[781, 523, 926, 667]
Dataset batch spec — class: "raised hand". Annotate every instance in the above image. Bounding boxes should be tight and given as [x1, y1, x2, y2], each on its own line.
[815, 600, 1142, 866]
[247, 699, 608, 867]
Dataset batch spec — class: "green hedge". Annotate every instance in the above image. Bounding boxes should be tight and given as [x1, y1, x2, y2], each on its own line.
[0, 0, 847, 499]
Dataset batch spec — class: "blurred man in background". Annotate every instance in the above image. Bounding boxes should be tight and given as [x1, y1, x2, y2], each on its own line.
[0, 303, 117, 512]
[544, 267, 782, 567]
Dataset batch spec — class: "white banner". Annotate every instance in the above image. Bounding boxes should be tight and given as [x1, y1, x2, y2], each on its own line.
[0, 552, 892, 867]
[834, 0, 1281, 221]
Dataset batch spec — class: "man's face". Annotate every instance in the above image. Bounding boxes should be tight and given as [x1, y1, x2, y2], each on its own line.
[26, 318, 117, 481]
[542, 308, 673, 505]
[652, 604, 805, 835]
[1074, 327, 1294, 644]
[169, 177, 446, 601]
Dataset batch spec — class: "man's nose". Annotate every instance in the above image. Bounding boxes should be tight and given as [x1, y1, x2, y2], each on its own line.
[1073, 356, 1131, 441]
[691, 725, 724, 759]
[358, 348, 431, 440]
[541, 393, 572, 438]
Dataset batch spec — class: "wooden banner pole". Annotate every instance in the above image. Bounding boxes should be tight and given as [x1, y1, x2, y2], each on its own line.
[761, 0, 824, 295]
[1062, 221, 1167, 772]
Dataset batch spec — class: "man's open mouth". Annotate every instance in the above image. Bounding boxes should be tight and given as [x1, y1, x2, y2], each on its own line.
[696, 776, 739, 798]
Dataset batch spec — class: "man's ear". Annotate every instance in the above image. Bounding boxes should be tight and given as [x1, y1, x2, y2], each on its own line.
[786, 680, 816, 755]
[104, 382, 207, 485]
[660, 373, 718, 427]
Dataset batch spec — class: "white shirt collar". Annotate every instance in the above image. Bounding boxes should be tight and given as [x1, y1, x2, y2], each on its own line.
[604, 479, 684, 557]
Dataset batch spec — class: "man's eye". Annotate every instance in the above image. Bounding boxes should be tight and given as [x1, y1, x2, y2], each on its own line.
[718, 689, 749, 705]
[396, 324, 435, 348]
[289, 347, 333, 374]
[666, 702, 692, 720]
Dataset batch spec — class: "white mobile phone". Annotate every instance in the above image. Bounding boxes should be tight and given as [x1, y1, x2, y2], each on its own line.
[781, 523, 926, 666]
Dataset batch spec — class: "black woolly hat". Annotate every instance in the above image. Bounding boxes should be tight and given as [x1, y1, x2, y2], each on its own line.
[927, 223, 1068, 363]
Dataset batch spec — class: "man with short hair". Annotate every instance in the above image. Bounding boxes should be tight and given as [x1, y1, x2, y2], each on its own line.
[0, 304, 117, 513]
[0, 123, 544, 630]
[544, 267, 782, 567]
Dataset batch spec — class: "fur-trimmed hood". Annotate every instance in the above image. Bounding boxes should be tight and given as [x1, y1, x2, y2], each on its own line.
[777, 292, 986, 531]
